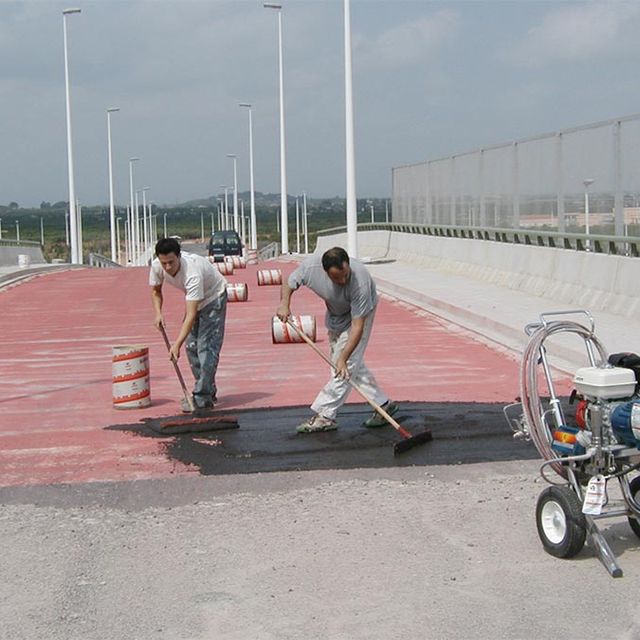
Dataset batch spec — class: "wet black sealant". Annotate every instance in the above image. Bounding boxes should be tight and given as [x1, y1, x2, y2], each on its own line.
[106, 401, 541, 476]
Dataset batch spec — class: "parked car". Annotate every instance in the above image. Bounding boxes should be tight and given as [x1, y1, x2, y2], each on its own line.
[208, 230, 243, 261]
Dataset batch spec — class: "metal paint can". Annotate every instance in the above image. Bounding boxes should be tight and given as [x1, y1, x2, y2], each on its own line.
[210, 259, 234, 275]
[272, 315, 317, 343]
[257, 269, 282, 286]
[226, 282, 249, 302]
[224, 255, 246, 269]
[112, 345, 151, 409]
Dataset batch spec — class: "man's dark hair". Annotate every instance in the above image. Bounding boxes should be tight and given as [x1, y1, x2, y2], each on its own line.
[155, 237, 181, 257]
[322, 247, 350, 271]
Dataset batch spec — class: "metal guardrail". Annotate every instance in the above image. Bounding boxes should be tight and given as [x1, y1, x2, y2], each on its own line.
[316, 222, 640, 257]
[258, 241, 280, 261]
[88, 253, 122, 268]
[0, 238, 41, 247]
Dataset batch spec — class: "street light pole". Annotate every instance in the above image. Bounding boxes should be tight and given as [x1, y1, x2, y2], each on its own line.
[134, 190, 141, 260]
[344, 0, 358, 258]
[116, 217, 122, 264]
[106, 107, 120, 262]
[227, 154, 239, 232]
[15, 220, 20, 243]
[584, 178, 594, 251]
[148, 201, 154, 246]
[303, 191, 308, 253]
[295, 196, 300, 253]
[128, 157, 139, 264]
[124, 218, 129, 264]
[142, 187, 150, 257]
[62, 7, 81, 264]
[220, 186, 229, 229]
[240, 200, 246, 249]
[264, 2, 289, 254]
[239, 103, 257, 250]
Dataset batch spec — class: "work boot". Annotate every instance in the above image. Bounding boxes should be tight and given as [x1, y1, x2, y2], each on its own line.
[296, 414, 338, 434]
[363, 401, 399, 428]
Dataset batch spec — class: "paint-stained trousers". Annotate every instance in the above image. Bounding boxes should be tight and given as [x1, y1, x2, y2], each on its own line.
[311, 309, 388, 420]
[185, 292, 227, 408]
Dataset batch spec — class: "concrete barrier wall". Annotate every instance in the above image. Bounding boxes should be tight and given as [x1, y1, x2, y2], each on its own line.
[0, 245, 46, 267]
[316, 230, 638, 319]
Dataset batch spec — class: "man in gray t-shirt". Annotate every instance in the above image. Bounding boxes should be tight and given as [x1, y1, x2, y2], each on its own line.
[276, 246, 398, 433]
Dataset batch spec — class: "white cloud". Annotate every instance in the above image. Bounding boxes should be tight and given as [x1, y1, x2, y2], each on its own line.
[355, 10, 459, 71]
[511, 1, 640, 66]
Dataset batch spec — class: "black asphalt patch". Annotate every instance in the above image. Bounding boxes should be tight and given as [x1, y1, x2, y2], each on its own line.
[106, 401, 540, 474]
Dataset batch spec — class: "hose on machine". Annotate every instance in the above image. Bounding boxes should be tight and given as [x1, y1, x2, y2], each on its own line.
[520, 320, 608, 479]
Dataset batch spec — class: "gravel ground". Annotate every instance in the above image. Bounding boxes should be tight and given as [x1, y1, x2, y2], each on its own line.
[2, 460, 640, 639]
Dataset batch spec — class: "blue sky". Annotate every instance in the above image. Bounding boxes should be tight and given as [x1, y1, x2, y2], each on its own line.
[1, 0, 640, 207]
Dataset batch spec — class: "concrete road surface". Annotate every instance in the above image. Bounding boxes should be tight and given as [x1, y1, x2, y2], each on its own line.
[2, 460, 640, 640]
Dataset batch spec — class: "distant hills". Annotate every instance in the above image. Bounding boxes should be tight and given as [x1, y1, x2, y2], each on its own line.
[182, 192, 387, 210]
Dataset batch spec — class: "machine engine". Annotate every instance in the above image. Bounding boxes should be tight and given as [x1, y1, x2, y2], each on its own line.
[556, 365, 640, 456]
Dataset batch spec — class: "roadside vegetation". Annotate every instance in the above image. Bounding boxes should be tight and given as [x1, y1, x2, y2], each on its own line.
[0, 196, 390, 262]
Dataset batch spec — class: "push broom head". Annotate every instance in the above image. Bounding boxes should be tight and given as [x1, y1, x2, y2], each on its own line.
[147, 413, 240, 435]
[393, 429, 433, 455]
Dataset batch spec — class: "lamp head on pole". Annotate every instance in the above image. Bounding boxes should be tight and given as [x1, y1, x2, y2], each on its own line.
[226, 153, 237, 159]
[583, 178, 595, 189]
[239, 102, 252, 109]
[107, 107, 120, 114]
[63, 8, 81, 15]
[263, 2, 282, 9]
[129, 157, 139, 163]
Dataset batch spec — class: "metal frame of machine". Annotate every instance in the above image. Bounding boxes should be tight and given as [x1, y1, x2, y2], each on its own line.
[504, 310, 640, 578]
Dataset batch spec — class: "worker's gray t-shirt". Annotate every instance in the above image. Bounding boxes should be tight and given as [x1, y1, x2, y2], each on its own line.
[288, 253, 377, 333]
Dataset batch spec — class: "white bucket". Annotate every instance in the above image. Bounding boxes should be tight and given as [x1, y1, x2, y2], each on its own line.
[257, 269, 282, 286]
[112, 345, 151, 409]
[224, 255, 246, 269]
[18, 254, 31, 268]
[272, 315, 317, 343]
[226, 282, 248, 302]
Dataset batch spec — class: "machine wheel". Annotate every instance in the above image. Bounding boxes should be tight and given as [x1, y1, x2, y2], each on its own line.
[627, 476, 640, 539]
[536, 486, 586, 558]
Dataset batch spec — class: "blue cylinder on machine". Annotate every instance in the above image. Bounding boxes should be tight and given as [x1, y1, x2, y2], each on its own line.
[611, 401, 640, 448]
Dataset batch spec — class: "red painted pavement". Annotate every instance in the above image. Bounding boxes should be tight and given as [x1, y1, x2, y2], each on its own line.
[0, 261, 562, 487]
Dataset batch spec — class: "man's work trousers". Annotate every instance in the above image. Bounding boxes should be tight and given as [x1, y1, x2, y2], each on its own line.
[310, 309, 388, 421]
[185, 292, 227, 408]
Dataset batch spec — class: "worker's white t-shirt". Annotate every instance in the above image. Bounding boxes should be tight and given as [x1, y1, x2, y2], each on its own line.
[149, 252, 227, 311]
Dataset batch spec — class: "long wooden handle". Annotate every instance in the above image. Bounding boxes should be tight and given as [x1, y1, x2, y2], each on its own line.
[159, 324, 195, 412]
[285, 318, 410, 438]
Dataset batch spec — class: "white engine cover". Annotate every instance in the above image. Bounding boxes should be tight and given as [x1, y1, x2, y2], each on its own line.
[574, 366, 637, 400]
